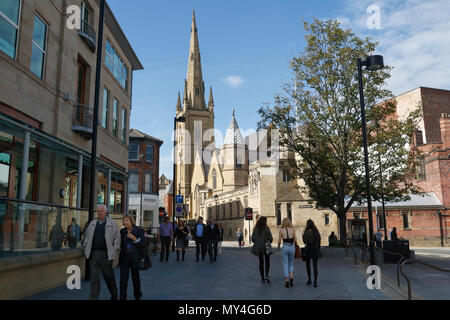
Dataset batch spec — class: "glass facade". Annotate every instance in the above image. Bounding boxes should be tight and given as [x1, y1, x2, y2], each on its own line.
[0, 0, 20, 59]
[30, 14, 47, 78]
[105, 40, 128, 90]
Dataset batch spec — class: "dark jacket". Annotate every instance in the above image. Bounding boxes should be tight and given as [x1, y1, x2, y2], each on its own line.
[251, 227, 273, 255]
[191, 223, 207, 240]
[218, 227, 224, 242]
[175, 226, 190, 239]
[119, 226, 145, 267]
[205, 224, 221, 241]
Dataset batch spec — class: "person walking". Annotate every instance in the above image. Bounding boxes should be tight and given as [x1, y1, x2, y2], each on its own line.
[218, 223, 224, 255]
[278, 218, 297, 288]
[67, 218, 81, 249]
[119, 215, 144, 300]
[236, 228, 244, 247]
[157, 216, 173, 263]
[328, 231, 339, 247]
[302, 219, 321, 288]
[251, 216, 273, 284]
[374, 230, 383, 248]
[192, 217, 207, 262]
[390, 227, 398, 241]
[83, 204, 120, 300]
[175, 219, 189, 262]
[205, 218, 220, 263]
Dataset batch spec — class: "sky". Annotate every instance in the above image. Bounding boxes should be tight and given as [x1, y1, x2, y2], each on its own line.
[106, 0, 450, 179]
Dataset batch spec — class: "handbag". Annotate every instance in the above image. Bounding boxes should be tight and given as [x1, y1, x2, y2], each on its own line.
[294, 243, 302, 259]
[264, 228, 273, 256]
[137, 236, 152, 270]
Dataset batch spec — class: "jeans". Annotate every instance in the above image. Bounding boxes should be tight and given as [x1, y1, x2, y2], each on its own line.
[207, 240, 218, 262]
[160, 236, 171, 261]
[238, 237, 243, 247]
[119, 252, 142, 300]
[281, 243, 295, 278]
[218, 241, 223, 255]
[89, 249, 118, 300]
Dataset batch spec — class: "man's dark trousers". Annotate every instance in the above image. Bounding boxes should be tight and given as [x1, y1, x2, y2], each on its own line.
[160, 236, 171, 261]
[89, 249, 118, 300]
[207, 240, 218, 262]
[195, 237, 207, 261]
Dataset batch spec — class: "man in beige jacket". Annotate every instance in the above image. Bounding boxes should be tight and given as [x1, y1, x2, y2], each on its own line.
[83, 204, 121, 300]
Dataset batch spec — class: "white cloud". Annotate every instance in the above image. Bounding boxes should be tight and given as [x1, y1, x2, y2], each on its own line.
[222, 75, 244, 87]
[338, 0, 450, 95]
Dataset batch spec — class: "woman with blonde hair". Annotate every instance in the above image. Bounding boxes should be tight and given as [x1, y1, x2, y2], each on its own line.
[278, 217, 297, 288]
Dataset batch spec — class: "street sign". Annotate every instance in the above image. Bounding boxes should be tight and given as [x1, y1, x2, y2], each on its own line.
[175, 203, 184, 218]
[176, 195, 184, 203]
[245, 208, 253, 221]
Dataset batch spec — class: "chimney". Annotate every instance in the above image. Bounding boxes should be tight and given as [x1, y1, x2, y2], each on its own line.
[440, 113, 450, 149]
[414, 130, 424, 146]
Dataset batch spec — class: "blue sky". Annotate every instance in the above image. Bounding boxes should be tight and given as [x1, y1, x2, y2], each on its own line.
[107, 0, 450, 179]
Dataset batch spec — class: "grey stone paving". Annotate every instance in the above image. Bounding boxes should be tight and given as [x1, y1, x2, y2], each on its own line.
[27, 246, 389, 300]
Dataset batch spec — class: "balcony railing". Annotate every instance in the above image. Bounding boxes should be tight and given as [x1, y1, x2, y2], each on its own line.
[78, 20, 96, 52]
[72, 103, 93, 139]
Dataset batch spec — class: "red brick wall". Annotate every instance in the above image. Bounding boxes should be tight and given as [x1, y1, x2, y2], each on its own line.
[128, 138, 161, 195]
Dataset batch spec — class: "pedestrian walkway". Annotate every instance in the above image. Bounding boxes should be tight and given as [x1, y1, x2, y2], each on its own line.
[27, 246, 390, 300]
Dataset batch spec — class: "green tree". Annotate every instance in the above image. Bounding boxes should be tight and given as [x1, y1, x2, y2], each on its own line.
[258, 19, 423, 245]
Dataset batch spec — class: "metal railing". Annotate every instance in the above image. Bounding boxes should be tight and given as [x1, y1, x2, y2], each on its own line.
[72, 103, 93, 137]
[78, 20, 97, 51]
[399, 258, 450, 300]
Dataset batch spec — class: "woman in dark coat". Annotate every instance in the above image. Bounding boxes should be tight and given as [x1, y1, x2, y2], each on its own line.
[302, 219, 321, 287]
[251, 216, 273, 284]
[175, 219, 189, 262]
[119, 215, 145, 300]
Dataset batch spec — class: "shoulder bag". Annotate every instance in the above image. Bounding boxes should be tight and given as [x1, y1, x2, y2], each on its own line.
[264, 228, 273, 256]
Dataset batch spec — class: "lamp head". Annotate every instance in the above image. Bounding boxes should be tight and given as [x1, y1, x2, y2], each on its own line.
[364, 55, 384, 71]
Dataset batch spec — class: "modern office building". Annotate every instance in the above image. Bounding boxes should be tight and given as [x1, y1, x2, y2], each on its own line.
[0, 0, 143, 299]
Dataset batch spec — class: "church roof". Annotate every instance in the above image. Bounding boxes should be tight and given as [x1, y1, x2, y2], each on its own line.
[224, 110, 244, 145]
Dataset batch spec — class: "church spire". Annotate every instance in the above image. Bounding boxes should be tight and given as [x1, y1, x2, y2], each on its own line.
[208, 86, 214, 111]
[176, 91, 182, 112]
[186, 9, 206, 109]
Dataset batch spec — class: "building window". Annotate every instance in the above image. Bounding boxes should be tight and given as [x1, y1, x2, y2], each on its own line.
[282, 170, 290, 182]
[112, 98, 119, 136]
[229, 202, 233, 218]
[145, 172, 153, 193]
[325, 214, 330, 225]
[30, 14, 47, 78]
[145, 144, 154, 163]
[353, 212, 361, 220]
[417, 158, 426, 181]
[276, 204, 281, 226]
[0, 0, 21, 59]
[129, 170, 139, 193]
[236, 200, 240, 217]
[129, 143, 139, 161]
[81, 1, 90, 25]
[287, 203, 292, 221]
[121, 107, 127, 143]
[402, 211, 410, 229]
[212, 169, 217, 190]
[377, 213, 385, 230]
[105, 40, 128, 90]
[102, 88, 109, 129]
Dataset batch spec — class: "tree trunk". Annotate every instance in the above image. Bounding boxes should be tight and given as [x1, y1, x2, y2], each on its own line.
[338, 214, 347, 246]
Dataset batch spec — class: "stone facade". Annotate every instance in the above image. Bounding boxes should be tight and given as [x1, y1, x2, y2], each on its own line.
[173, 11, 338, 244]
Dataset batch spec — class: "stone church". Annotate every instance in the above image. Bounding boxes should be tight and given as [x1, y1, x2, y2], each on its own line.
[173, 11, 338, 243]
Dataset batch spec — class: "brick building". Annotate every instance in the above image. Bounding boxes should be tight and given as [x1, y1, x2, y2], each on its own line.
[127, 129, 163, 232]
[349, 87, 450, 247]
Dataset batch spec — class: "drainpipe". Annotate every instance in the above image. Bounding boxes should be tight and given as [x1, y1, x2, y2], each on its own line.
[438, 211, 444, 247]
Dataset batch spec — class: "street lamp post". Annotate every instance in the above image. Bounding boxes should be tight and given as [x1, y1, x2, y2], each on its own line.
[357, 55, 384, 265]
[376, 123, 388, 241]
[86, 0, 106, 281]
[172, 116, 186, 251]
